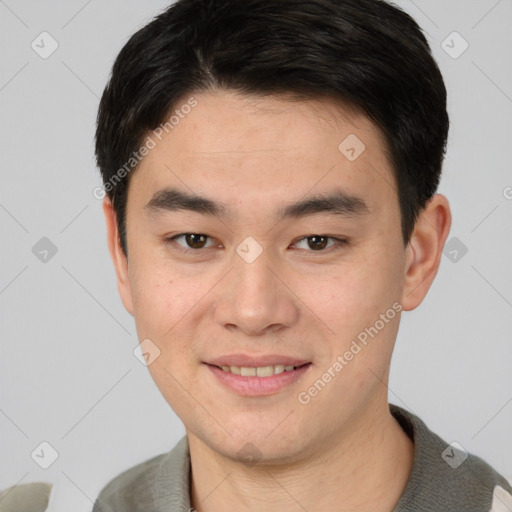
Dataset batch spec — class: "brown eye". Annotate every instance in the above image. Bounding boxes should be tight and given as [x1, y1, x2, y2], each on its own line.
[292, 235, 348, 252]
[185, 234, 208, 248]
[169, 233, 217, 250]
[306, 236, 328, 250]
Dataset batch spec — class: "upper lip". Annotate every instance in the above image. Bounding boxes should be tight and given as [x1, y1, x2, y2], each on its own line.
[205, 354, 311, 367]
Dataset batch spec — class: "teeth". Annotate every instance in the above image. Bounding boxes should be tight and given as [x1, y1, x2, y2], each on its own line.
[274, 364, 285, 374]
[219, 364, 301, 377]
[256, 366, 274, 377]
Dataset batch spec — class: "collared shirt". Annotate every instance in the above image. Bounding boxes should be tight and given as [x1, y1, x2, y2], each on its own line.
[93, 404, 512, 512]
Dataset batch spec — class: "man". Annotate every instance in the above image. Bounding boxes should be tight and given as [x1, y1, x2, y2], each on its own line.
[92, 0, 512, 510]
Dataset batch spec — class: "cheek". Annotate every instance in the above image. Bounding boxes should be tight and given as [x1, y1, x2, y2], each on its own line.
[128, 253, 204, 342]
[301, 261, 400, 335]
[293, 241, 404, 381]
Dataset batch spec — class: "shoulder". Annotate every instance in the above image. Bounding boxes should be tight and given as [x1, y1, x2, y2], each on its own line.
[390, 404, 512, 512]
[93, 453, 166, 512]
[93, 436, 190, 512]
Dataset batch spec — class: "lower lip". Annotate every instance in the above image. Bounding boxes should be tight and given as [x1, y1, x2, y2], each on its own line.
[205, 363, 312, 396]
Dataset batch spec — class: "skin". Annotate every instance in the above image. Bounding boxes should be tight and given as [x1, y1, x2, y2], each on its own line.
[103, 89, 451, 511]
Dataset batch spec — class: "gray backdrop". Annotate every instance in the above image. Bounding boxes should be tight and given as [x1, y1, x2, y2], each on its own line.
[1, 0, 511, 510]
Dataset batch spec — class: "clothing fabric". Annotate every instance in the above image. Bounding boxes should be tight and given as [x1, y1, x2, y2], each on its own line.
[93, 404, 512, 512]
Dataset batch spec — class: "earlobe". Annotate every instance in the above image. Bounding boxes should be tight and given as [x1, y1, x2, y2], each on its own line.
[103, 197, 134, 316]
[401, 194, 452, 311]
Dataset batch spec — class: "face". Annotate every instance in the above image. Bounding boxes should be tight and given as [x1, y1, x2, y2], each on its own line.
[107, 90, 435, 464]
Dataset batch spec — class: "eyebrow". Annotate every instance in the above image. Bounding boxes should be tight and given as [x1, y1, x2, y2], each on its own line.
[144, 186, 369, 221]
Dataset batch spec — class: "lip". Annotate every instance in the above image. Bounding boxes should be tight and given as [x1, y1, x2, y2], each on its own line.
[203, 355, 312, 396]
[206, 354, 310, 367]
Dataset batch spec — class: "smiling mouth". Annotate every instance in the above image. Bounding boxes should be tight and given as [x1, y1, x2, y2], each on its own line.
[210, 363, 311, 377]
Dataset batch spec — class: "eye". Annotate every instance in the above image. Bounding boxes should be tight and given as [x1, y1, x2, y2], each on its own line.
[292, 235, 348, 251]
[169, 233, 219, 250]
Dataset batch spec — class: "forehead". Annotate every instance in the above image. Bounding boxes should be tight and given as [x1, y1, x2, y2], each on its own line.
[130, 90, 397, 214]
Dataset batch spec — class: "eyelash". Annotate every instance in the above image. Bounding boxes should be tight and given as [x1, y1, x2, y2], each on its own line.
[164, 233, 350, 254]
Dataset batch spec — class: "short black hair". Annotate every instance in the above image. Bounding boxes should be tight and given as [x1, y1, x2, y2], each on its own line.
[95, 0, 449, 256]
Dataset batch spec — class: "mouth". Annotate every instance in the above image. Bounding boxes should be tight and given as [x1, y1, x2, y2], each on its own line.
[203, 356, 312, 396]
[211, 363, 311, 377]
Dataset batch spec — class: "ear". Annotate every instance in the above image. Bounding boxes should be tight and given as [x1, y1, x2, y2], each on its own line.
[103, 197, 134, 316]
[401, 194, 452, 311]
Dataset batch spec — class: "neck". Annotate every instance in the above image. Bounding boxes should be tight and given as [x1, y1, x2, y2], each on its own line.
[188, 397, 414, 512]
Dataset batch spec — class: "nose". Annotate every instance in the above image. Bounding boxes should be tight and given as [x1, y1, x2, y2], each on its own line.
[213, 244, 299, 337]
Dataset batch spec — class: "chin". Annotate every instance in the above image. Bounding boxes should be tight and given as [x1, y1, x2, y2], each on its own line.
[198, 426, 309, 466]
